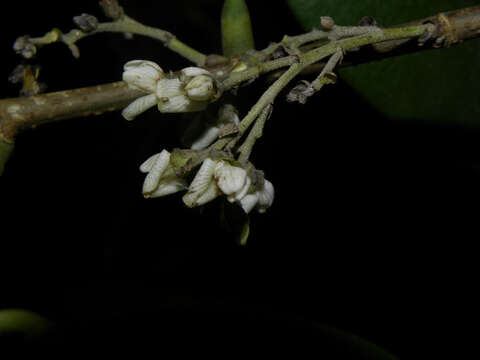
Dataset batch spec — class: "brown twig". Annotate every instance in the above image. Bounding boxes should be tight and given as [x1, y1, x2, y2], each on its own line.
[0, 82, 143, 142]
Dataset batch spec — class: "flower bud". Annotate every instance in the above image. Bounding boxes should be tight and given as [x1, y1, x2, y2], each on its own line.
[190, 126, 221, 150]
[13, 36, 37, 59]
[257, 179, 274, 213]
[73, 14, 99, 33]
[214, 161, 247, 196]
[183, 158, 220, 207]
[123, 60, 164, 93]
[180, 67, 211, 80]
[156, 78, 208, 113]
[140, 150, 187, 198]
[238, 178, 274, 213]
[121, 93, 157, 121]
[239, 193, 259, 214]
[185, 75, 215, 101]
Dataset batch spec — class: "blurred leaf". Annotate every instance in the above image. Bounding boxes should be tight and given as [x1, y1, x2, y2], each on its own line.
[287, 0, 480, 125]
[0, 139, 14, 176]
[0, 309, 53, 336]
[221, 0, 255, 57]
[311, 321, 398, 360]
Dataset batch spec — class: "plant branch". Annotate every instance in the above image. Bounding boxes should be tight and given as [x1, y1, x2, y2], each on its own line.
[1, 6, 480, 144]
[0, 82, 143, 142]
[17, 13, 207, 65]
[237, 104, 271, 165]
[224, 23, 432, 151]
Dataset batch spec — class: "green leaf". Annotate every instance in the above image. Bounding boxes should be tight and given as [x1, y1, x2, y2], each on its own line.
[221, 0, 255, 57]
[0, 309, 53, 336]
[287, 0, 480, 125]
[311, 322, 399, 360]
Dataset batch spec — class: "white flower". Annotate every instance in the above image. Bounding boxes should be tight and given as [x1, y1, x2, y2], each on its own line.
[183, 158, 221, 207]
[190, 126, 222, 150]
[156, 78, 208, 113]
[140, 150, 187, 198]
[121, 61, 217, 120]
[214, 161, 247, 196]
[180, 67, 211, 79]
[185, 75, 215, 101]
[238, 179, 275, 214]
[123, 60, 164, 93]
[122, 93, 157, 121]
[182, 159, 249, 208]
[256, 179, 275, 213]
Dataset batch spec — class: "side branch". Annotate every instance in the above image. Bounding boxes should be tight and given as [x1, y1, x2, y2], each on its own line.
[16, 13, 207, 65]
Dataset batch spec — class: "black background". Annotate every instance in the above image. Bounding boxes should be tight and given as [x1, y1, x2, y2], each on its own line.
[0, 0, 478, 357]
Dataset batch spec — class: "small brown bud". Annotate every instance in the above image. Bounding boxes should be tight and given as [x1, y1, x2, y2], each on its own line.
[13, 35, 37, 59]
[99, 0, 124, 20]
[359, 16, 377, 27]
[73, 13, 99, 32]
[320, 16, 335, 30]
[286, 80, 314, 104]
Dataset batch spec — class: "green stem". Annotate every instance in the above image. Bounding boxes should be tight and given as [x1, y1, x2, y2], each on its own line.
[238, 104, 271, 164]
[232, 24, 431, 145]
[28, 15, 207, 65]
[311, 48, 343, 91]
[222, 56, 299, 90]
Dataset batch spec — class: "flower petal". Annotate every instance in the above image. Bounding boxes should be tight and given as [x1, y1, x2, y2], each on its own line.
[142, 150, 171, 194]
[193, 180, 220, 206]
[122, 93, 157, 121]
[185, 75, 215, 101]
[257, 179, 274, 213]
[214, 161, 247, 196]
[156, 78, 183, 99]
[181, 67, 211, 78]
[239, 193, 259, 214]
[190, 126, 220, 150]
[232, 175, 251, 201]
[187, 158, 216, 193]
[158, 95, 204, 113]
[182, 158, 217, 207]
[148, 177, 188, 198]
[123, 60, 163, 92]
[139, 152, 161, 173]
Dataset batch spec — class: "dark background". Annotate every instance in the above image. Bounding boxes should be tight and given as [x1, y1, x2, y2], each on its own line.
[0, 0, 478, 357]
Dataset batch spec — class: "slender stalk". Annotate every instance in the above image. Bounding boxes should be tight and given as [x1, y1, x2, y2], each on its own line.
[25, 15, 207, 65]
[216, 24, 430, 155]
[310, 48, 343, 90]
[237, 104, 271, 164]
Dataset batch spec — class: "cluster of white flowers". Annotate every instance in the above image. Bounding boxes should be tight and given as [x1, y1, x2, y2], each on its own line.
[122, 60, 217, 120]
[140, 150, 274, 214]
[124, 60, 274, 214]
